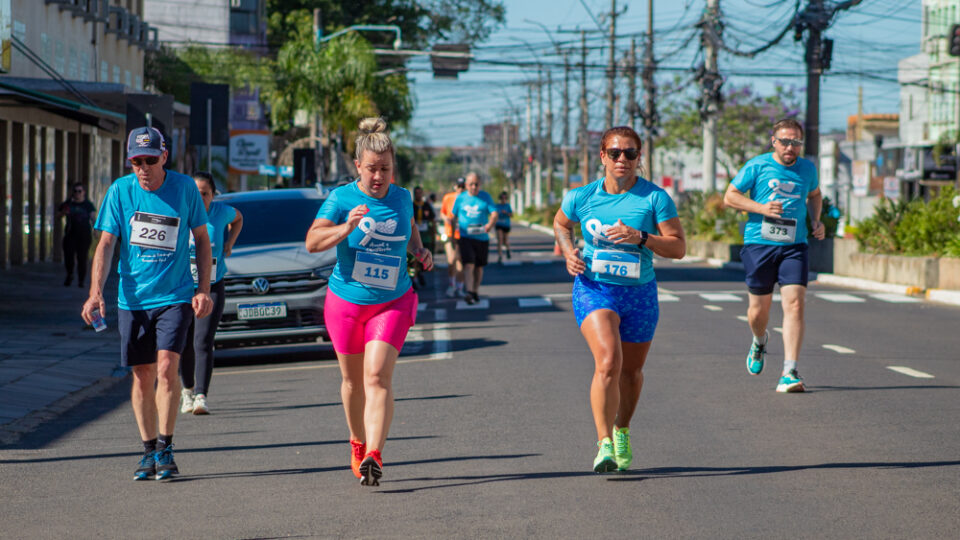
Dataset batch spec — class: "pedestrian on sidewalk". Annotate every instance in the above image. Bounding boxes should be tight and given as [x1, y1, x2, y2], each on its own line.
[179, 172, 243, 416]
[440, 178, 465, 297]
[409, 185, 436, 289]
[554, 125, 686, 473]
[723, 117, 824, 393]
[81, 126, 213, 481]
[450, 173, 498, 304]
[494, 191, 513, 263]
[57, 182, 96, 288]
[305, 117, 433, 486]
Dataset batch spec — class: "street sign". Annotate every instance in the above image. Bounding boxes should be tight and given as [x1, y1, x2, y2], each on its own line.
[189, 83, 229, 146]
[852, 160, 869, 197]
[229, 130, 270, 174]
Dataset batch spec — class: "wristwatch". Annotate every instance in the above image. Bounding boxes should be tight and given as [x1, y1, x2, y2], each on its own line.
[639, 231, 649, 246]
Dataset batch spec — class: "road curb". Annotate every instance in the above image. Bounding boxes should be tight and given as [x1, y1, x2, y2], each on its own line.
[926, 288, 960, 306]
[813, 273, 926, 296]
[0, 372, 129, 446]
[518, 220, 555, 237]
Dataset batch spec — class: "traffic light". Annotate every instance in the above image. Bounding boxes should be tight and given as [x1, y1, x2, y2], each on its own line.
[950, 24, 960, 57]
[430, 44, 470, 79]
[821, 38, 834, 70]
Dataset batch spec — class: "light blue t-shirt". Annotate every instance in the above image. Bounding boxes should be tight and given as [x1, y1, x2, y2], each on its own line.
[316, 182, 413, 305]
[95, 171, 208, 310]
[560, 177, 678, 286]
[190, 201, 237, 284]
[495, 203, 513, 227]
[731, 153, 819, 246]
[452, 191, 497, 241]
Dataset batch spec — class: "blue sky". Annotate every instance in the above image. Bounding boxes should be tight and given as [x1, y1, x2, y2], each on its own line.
[404, 0, 920, 147]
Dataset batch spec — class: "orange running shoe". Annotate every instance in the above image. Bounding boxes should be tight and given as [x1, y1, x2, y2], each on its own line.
[359, 450, 383, 486]
[350, 439, 366, 479]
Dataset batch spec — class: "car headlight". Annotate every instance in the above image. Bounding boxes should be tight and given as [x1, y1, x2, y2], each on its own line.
[311, 264, 335, 280]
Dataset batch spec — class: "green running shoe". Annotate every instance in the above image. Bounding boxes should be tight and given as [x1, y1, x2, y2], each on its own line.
[746, 332, 768, 375]
[593, 437, 617, 473]
[613, 426, 632, 471]
[776, 369, 805, 393]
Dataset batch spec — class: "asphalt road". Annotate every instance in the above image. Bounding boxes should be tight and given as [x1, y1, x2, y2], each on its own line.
[1, 227, 958, 539]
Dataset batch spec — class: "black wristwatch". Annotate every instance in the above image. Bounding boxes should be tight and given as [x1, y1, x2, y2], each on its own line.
[639, 230, 649, 246]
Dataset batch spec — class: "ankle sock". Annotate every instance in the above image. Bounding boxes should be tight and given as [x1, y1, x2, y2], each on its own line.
[143, 438, 157, 455]
[783, 359, 797, 374]
[157, 434, 173, 450]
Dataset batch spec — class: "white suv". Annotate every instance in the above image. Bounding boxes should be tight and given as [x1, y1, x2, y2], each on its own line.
[213, 188, 336, 348]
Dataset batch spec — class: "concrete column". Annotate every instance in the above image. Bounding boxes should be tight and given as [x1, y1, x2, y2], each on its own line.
[10, 122, 24, 265]
[28, 125, 37, 263]
[40, 127, 48, 261]
[53, 129, 65, 263]
[80, 132, 91, 186]
[0, 120, 7, 268]
[110, 139, 121, 181]
[67, 132, 78, 185]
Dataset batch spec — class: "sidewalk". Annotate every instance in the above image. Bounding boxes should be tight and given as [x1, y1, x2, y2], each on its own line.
[0, 262, 124, 445]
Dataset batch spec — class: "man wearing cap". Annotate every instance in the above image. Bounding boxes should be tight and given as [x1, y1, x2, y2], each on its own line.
[440, 177, 466, 297]
[82, 127, 213, 480]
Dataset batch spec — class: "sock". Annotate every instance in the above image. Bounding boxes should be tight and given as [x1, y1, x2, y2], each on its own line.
[143, 438, 157, 455]
[753, 332, 768, 345]
[449, 276, 456, 287]
[783, 359, 797, 375]
[456, 282, 464, 292]
[157, 434, 173, 450]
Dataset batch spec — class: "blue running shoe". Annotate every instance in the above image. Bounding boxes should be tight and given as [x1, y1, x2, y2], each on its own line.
[155, 445, 179, 480]
[746, 332, 768, 375]
[776, 369, 805, 393]
[134, 452, 156, 481]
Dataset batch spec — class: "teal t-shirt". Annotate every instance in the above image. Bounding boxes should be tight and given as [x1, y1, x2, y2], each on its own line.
[315, 182, 413, 305]
[495, 203, 513, 227]
[560, 177, 677, 285]
[94, 171, 208, 310]
[452, 191, 497, 241]
[730, 153, 819, 245]
[190, 201, 237, 284]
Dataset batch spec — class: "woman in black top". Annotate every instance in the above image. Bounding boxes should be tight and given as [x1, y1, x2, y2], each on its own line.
[57, 182, 96, 287]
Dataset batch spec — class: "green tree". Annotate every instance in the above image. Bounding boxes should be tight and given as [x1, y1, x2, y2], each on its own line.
[659, 83, 804, 179]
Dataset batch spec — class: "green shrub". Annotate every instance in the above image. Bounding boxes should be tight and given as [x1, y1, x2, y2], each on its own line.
[855, 187, 960, 256]
[520, 202, 562, 227]
[677, 191, 745, 243]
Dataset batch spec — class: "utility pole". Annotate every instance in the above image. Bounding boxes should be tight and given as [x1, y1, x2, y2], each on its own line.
[579, 30, 590, 185]
[702, 0, 721, 192]
[537, 69, 543, 166]
[625, 38, 638, 132]
[605, 0, 619, 128]
[312, 8, 324, 183]
[546, 69, 554, 200]
[642, 0, 656, 181]
[526, 85, 533, 209]
[562, 51, 571, 188]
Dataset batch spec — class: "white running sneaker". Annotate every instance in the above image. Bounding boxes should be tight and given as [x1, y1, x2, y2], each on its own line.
[180, 388, 195, 414]
[445, 285, 457, 298]
[192, 394, 209, 415]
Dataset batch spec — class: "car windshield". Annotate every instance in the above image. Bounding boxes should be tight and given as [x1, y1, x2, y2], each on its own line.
[227, 197, 323, 247]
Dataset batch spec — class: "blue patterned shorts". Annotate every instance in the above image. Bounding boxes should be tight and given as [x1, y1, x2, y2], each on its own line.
[572, 275, 659, 343]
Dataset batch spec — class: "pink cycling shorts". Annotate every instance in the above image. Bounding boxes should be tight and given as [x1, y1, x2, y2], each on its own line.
[323, 287, 418, 355]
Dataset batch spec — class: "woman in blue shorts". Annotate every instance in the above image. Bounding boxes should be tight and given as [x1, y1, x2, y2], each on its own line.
[305, 117, 433, 486]
[553, 126, 686, 473]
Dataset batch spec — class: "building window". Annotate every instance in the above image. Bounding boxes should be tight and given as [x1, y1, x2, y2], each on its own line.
[101, 61, 108, 82]
[135, 75, 142, 90]
[55, 41, 66, 74]
[230, 0, 260, 36]
[113, 65, 121, 84]
[125, 70, 132, 88]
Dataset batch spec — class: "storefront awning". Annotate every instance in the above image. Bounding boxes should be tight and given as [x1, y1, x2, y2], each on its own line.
[0, 79, 124, 132]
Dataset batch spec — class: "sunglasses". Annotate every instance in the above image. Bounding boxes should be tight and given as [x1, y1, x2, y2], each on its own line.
[73, 188, 84, 193]
[604, 147, 640, 161]
[775, 137, 804, 148]
[129, 156, 160, 167]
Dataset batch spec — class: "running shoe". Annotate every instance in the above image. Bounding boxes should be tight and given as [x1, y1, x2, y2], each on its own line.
[133, 452, 156, 481]
[776, 369, 805, 393]
[613, 426, 632, 471]
[506, 248, 511, 259]
[359, 450, 383, 486]
[593, 438, 617, 473]
[180, 388, 195, 414]
[155, 445, 179, 480]
[350, 439, 366, 479]
[746, 332, 768, 376]
[464, 294, 476, 305]
[192, 394, 209, 415]
[445, 285, 457, 298]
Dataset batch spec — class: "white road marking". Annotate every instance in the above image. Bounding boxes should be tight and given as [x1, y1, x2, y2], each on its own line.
[528, 251, 554, 257]
[502, 261, 522, 266]
[429, 323, 452, 361]
[434, 308, 447, 321]
[773, 327, 784, 333]
[532, 260, 554, 265]
[703, 305, 723, 312]
[736, 315, 749, 322]
[822, 344, 856, 354]
[456, 299, 490, 310]
[772, 294, 781, 301]
[699, 293, 742, 302]
[869, 293, 922, 303]
[887, 366, 935, 379]
[816, 292, 865, 303]
[544, 292, 573, 300]
[658, 293, 680, 302]
[417, 303, 427, 311]
[518, 297, 552, 308]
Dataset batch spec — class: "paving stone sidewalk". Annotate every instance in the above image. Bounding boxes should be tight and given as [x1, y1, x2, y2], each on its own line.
[0, 262, 124, 444]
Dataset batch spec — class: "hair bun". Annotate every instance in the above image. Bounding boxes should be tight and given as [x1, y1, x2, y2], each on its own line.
[358, 117, 387, 135]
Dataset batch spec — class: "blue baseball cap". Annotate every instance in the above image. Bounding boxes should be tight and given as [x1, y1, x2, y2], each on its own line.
[126, 126, 166, 159]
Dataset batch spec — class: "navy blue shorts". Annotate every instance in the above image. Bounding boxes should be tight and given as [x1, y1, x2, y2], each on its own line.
[572, 275, 659, 343]
[740, 243, 809, 295]
[118, 303, 193, 366]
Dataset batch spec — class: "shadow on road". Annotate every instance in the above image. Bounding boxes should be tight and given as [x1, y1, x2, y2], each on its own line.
[606, 459, 960, 482]
[808, 385, 960, 392]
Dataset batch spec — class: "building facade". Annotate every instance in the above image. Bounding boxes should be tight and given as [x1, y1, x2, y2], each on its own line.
[143, 0, 267, 50]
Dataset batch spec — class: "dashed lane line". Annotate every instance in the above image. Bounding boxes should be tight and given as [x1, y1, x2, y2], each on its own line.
[456, 299, 490, 310]
[518, 297, 552, 308]
[699, 293, 742, 302]
[737, 315, 749, 322]
[887, 366, 935, 379]
[658, 293, 680, 302]
[822, 344, 856, 354]
[816, 293, 866, 303]
[703, 305, 723, 312]
[869, 293, 922, 304]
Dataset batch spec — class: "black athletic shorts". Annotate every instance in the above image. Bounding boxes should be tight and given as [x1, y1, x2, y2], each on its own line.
[458, 237, 490, 267]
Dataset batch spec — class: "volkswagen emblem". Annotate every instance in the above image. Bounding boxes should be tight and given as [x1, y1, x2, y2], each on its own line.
[251, 277, 270, 295]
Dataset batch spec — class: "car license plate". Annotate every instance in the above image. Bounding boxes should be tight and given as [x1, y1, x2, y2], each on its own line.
[237, 302, 287, 320]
